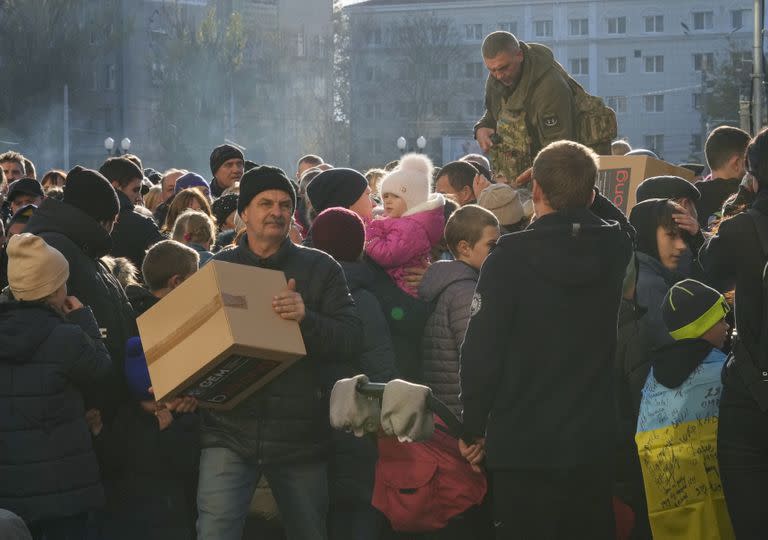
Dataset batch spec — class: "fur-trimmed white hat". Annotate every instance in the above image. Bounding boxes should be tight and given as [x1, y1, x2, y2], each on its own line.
[378, 153, 433, 212]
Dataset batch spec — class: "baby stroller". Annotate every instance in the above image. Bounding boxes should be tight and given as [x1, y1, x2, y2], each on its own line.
[332, 379, 488, 534]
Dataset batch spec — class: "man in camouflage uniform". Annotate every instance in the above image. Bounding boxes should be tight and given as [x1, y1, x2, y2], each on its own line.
[475, 31, 614, 185]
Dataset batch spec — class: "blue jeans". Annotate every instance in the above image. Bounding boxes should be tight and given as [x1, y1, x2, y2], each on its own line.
[196, 447, 328, 540]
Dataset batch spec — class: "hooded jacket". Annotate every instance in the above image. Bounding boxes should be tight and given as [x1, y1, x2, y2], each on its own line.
[200, 235, 362, 465]
[0, 302, 112, 522]
[24, 198, 137, 420]
[365, 194, 446, 297]
[474, 41, 576, 157]
[460, 206, 633, 469]
[419, 260, 479, 416]
[110, 190, 165, 270]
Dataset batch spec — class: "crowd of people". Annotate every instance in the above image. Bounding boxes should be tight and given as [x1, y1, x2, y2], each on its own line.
[2, 30, 768, 540]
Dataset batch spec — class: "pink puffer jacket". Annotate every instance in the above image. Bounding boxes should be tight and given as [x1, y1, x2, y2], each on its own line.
[365, 194, 446, 296]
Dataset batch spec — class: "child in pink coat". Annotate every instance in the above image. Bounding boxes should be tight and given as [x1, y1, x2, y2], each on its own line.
[366, 153, 446, 297]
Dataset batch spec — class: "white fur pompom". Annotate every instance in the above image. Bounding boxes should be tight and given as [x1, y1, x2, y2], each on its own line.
[398, 153, 433, 175]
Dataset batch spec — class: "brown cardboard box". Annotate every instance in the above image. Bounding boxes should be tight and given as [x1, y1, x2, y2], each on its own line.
[596, 156, 695, 214]
[136, 260, 306, 410]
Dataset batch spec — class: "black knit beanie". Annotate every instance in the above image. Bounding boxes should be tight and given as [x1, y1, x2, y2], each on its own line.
[238, 165, 296, 215]
[636, 176, 701, 203]
[209, 144, 245, 176]
[305, 168, 368, 214]
[63, 166, 120, 222]
[212, 193, 239, 227]
[662, 279, 729, 340]
[629, 198, 670, 262]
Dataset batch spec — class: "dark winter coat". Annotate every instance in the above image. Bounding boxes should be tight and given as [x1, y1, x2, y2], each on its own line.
[200, 235, 362, 465]
[0, 302, 112, 522]
[125, 285, 160, 317]
[419, 260, 478, 416]
[460, 206, 633, 469]
[700, 189, 768, 389]
[96, 403, 200, 540]
[340, 260, 398, 383]
[110, 190, 164, 270]
[25, 198, 137, 420]
[695, 178, 741, 229]
[635, 251, 682, 348]
[325, 261, 395, 509]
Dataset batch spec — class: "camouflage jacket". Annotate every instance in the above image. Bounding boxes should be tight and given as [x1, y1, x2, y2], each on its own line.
[475, 42, 576, 179]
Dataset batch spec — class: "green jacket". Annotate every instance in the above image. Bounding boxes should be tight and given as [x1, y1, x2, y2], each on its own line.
[475, 42, 576, 168]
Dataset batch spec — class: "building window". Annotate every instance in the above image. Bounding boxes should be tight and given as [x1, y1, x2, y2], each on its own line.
[607, 57, 626, 74]
[430, 63, 448, 79]
[465, 62, 484, 78]
[397, 102, 417, 118]
[731, 10, 750, 30]
[643, 94, 664, 112]
[465, 24, 483, 41]
[731, 50, 752, 68]
[363, 103, 382, 120]
[498, 22, 517, 34]
[691, 133, 703, 152]
[366, 28, 382, 46]
[91, 69, 99, 90]
[606, 96, 628, 114]
[364, 138, 382, 155]
[106, 64, 116, 90]
[644, 55, 664, 73]
[693, 11, 714, 31]
[104, 107, 114, 132]
[693, 52, 714, 71]
[692, 92, 702, 110]
[466, 100, 484, 117]
[432, 101, 448, 117]
[534, 20, 553, 38]
[644, 134, 665, 155]
[644, 15, 663, 33]
[569, 58, 589, 75]
[569, 18, 589, 36]
[607, 16, 627, 35]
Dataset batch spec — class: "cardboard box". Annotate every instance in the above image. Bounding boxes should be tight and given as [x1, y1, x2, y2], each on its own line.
[137, 260, 307, 410]
[596, 156, 695, 215]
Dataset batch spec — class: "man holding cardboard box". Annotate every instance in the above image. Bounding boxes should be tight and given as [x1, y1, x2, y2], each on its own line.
[196, 165, 362, 540]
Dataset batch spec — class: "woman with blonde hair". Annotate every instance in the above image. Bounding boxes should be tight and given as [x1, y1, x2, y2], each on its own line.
[162, 187, 212, 233]
[142, 185, 163, 214]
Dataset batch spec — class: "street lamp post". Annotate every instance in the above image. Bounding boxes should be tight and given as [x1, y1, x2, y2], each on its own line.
[416, 136, 427, 153]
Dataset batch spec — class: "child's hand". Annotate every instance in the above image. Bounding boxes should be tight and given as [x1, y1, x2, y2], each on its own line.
[156, 406, 174, 431]
[165, 396, 199, 414]
[458, 437, 486, 473]
[85, 408, 102, 436]
[62, 296, 84, 315]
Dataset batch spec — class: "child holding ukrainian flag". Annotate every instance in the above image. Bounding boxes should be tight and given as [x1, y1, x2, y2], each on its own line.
[636, 278, 735, 539]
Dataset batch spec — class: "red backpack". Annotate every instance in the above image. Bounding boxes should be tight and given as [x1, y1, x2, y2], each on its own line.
[372, 416, 487, 532]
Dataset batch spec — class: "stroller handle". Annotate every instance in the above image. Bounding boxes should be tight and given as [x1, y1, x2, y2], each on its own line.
[356, 382, 473, 444]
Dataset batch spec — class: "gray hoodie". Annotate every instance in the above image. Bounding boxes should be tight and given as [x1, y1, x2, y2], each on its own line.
[418, 260, 479, 416]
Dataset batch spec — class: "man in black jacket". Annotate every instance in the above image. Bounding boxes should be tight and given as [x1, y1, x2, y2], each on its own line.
[699, 128, 768, 536]
[196, 165, 362, 540]
[100, 157, 164, 269]
[459, 141, 633, 538]
[24, 166, 137, 421]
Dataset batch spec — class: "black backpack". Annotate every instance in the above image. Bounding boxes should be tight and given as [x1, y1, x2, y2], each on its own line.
[730, 209, 768, 410]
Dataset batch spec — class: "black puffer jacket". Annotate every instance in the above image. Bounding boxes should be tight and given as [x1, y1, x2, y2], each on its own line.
[111, 190, 164, 270]
[0, 302, 112, 522]
[24, 198, 137, 419]
[201, 235, 362, 465]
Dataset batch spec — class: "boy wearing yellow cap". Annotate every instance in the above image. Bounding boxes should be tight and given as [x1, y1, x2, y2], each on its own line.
[635, 278, 735, 539]
[0, 233, 112, 537]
